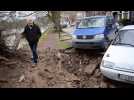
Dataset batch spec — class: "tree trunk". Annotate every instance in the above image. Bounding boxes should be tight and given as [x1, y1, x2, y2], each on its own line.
[47, 11, 62, 32]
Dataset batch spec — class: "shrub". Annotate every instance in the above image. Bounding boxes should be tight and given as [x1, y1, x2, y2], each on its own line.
[119, 19, 132, 26]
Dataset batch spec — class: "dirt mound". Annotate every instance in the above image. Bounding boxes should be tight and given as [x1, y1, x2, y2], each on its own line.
[0, 48, 134, 88]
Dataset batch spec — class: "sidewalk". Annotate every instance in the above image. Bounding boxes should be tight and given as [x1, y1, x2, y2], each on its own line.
[39, 27, 73, 50]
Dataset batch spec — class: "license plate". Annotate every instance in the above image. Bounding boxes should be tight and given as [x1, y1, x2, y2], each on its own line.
[83, 36, 86, 39]
[119, 74, 134, 81]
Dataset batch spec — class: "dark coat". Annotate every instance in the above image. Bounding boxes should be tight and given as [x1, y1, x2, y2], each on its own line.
[22, 24, 41, 44]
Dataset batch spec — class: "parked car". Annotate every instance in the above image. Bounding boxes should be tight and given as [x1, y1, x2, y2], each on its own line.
[72, 16, 118, 50]
[100, 25, 134, 84]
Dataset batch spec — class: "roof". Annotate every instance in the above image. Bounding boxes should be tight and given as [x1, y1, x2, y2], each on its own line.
[120, 25, 134, 30]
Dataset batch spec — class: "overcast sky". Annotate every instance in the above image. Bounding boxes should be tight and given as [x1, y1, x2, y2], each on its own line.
[16, 11, 47, 20]
[16, 11, 35, 20]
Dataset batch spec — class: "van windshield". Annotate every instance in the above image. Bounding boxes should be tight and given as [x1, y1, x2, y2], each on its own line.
[77, 17, 105, 28]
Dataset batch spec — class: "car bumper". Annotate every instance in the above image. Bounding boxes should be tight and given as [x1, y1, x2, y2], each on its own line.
[100, 66, 134, 84]
[72, 38, 107, 49]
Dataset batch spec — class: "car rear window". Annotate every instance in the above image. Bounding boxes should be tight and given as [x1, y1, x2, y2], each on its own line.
[114, 30, 134, 46]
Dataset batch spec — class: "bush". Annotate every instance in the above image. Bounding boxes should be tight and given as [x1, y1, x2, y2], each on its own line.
[119, 19, 132, 26]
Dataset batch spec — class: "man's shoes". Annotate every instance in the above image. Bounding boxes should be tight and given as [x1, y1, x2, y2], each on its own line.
[31, 63, 37, 67]
[31, 58, 38, 63]
[31, 58, 38, 67]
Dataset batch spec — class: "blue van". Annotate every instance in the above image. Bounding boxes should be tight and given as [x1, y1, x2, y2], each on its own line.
[72, 16, 118, 50]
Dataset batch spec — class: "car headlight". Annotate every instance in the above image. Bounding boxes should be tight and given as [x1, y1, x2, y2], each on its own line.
[95, 34, 104, 39]
[72, 34, 76, 39]
[101, 60, 115, 68]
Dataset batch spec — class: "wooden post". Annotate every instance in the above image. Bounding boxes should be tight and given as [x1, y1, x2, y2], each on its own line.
[58, 25, 61, 40]
[59, 29, 60, 40]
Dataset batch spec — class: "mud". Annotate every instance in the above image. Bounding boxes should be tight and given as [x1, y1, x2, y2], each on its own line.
[0, 48, 134, 88]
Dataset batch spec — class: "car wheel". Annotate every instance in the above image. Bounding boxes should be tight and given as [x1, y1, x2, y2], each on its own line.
[100, 47, 107, 52]
[102, 75, 110, 81]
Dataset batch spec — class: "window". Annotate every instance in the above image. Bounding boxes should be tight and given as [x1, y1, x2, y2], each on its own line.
[78, 17, 105, 28]
[107, 16, 114, 24]
[113, 30, 134, 46]
[122, 11, 129, 19]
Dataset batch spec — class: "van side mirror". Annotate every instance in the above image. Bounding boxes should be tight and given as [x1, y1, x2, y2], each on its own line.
[106, 23, 113, 30]
[107, 22, 113, 27]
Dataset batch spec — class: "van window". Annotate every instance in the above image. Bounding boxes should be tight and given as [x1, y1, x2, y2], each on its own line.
[107, 16, 114, 24]
[77, 17, 105, 28]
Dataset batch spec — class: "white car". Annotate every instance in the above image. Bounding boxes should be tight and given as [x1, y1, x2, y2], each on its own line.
[100, 25, 134, 84]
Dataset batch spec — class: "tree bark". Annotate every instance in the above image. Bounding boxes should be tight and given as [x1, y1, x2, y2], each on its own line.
[47, 11, 62, 32]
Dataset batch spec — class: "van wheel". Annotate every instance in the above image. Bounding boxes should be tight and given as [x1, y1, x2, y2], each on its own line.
[74, 48, 81, 51]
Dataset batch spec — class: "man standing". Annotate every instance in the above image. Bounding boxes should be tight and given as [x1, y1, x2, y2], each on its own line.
[22, 17, 41, 66]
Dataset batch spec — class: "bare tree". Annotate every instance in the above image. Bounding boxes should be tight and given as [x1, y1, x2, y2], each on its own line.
[0, 11, 55, 53]
[47, 11, 62, 32]
[0, 11, 38, 53]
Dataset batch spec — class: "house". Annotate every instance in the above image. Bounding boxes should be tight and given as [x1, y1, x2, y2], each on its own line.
[86, 11, 107, 17]
[61, 11, 134, 25]
[85, 11, 134, 22]
[112, 11, 130, 21]
[85, 11, 118, 22]
[129, 11, 134, 22]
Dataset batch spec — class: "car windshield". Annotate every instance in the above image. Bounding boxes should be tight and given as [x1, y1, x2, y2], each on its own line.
[77, 17, 105, 28]
[113, 29, 134, 47]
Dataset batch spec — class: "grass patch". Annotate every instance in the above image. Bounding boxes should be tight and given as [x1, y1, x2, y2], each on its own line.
[39, 29, 72, 49]
[39, 28, 52, 43]
[56, 33, 72, 49]
[59, 32, 72, 40]
[57, 41, 71, 49]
